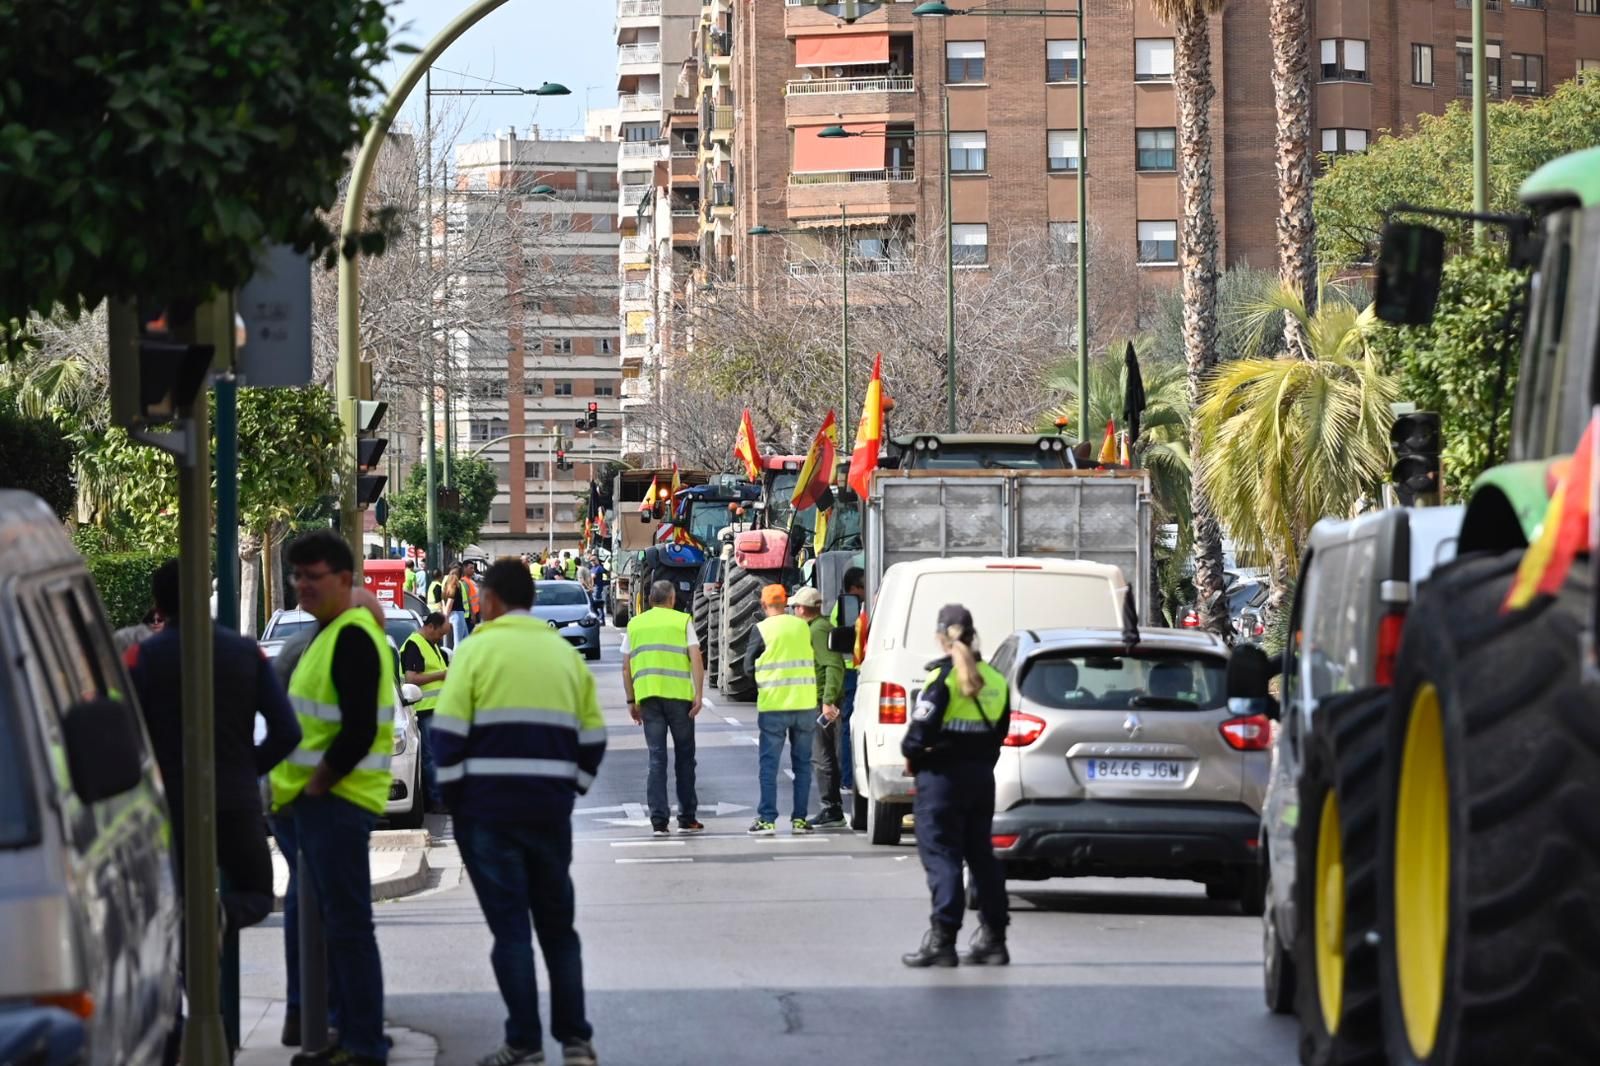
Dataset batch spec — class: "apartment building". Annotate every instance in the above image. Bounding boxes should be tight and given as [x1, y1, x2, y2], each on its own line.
[616, 0, 703, 456]
[451, 129, 621, 555]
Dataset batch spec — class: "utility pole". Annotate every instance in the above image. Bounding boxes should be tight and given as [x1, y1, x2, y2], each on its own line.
[840, 203, 851, 445]
[425, 69, 441, 576]
[1471, 0, 1490, 245]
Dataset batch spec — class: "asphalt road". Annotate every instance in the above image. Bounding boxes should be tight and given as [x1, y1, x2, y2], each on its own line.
[241, 627, 1297, 1066]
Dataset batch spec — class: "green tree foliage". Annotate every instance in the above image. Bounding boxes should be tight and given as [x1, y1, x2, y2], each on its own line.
[0, 0, 401, 345]
[84, 551, 165, 629]
[1370, 250, 1525, 499]
[1315, 77, 1600, 264]
[236, 387, 341, 531]
[0, 395, 76, 518]
[1148, 267, 1286, 366]
[386, 454, 498, 555]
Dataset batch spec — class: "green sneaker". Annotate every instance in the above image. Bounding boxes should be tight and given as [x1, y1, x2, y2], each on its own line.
[791, 818, 814, 835]
[747, 819, 776, 836]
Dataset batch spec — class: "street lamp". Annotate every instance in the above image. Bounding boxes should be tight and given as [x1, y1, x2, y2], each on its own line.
[750, 210, 858, 444]
[913, 1, 1089, 441]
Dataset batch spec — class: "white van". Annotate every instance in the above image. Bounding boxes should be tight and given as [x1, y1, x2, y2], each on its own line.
[850, 556, 1128, 844]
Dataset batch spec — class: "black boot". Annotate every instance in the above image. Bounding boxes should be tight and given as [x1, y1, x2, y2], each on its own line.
[961, 923, 1010, 966]
[901, 923, 959, 968]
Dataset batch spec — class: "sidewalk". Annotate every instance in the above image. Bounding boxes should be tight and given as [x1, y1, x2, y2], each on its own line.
[235, 997, 437, 1066]
[269, 829, 432, 908]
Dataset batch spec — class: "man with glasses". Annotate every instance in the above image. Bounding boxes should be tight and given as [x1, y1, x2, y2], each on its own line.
[268, 530, 395, 1066]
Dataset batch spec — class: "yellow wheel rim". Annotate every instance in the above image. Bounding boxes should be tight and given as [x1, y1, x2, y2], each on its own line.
[1395, 683, 1450, 1060]
[1315, 791, 1346, 1033]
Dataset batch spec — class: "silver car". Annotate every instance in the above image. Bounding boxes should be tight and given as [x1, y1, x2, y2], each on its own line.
[985, 627, 1270, 912]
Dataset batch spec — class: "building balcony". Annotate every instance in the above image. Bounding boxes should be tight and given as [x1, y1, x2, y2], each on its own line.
[621, 280, 652, 308]
[783, 75, 915, 123]
[620, 186, 650, 208]
[784, 0, 916, 32]
[789, 167, 914, 187]
[617, 43, 662, 73]
[786, 168, 918, 219]
[620, 92, 663, 115]
[708, 106, 734, 142]
[615, 0, 662, 40]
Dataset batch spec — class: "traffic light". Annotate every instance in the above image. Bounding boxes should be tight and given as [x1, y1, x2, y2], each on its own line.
[355, 399, 388, 509]
[1392, 411, 1442, 505]
[555, 447, 571, 472]
[587, 401, 599, 430]
[108, 300, 216, 428]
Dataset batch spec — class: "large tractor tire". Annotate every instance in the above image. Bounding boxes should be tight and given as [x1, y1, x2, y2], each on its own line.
[706, 584, 722, 685]
[692, 583, 717, 680]
[1292, 686, 1389, 1065]
[1376, 550, 1600, 1065]
[718, 561, 772, 703]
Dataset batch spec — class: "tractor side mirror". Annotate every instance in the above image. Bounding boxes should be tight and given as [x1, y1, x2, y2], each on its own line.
[1375, 221, 1446, 326]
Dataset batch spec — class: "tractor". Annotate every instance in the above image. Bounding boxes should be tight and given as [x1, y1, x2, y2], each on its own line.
[633, 475, 757, 629]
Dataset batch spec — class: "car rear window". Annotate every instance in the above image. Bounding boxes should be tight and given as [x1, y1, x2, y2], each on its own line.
[536, 583, 589, 607]
[1019, 649, 1229, 711]
[903, 570, 1120, 658]
[0, 686, 40, 849]
[266, 617, 317, 641]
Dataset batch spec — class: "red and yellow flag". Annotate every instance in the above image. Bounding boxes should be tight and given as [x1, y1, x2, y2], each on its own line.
[1504, 412, 1599, 612]
[734, 409, 763, 481]
[1098, 419, 1119, 465]
[639, 475, 659, 514]
[853, 605, 870, 667]
[792, 410, 839, 511]
[1118, 431, 1132, 467]
[849, 353, 885, 498]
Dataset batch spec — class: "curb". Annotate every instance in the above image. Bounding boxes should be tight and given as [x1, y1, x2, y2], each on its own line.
[271, 830, 433, 911]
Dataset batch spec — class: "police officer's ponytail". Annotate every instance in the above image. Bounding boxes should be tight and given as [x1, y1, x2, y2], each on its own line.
[936, 604, 983, 699]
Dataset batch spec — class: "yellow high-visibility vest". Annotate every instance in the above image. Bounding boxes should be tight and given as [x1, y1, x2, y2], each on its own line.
[627, 607, 695, 701]
[754, 614, 817, 712]
[402, 631, 447, 713]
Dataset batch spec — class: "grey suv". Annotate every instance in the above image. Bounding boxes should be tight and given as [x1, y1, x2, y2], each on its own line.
[1258, 505, 1462, 1054]
[0, 491, 180, 1065]
[984, 627, 1269, 912]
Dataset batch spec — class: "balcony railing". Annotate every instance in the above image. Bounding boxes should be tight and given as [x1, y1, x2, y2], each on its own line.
[786, 258, 915, 276]
[785, 75, 915, 95]
[620, 235, 649, 255]
[789, 167, 915, 186]
[618, 43, 662, 66]
[621, 93, 662, 112]
[621, 186, 650, 205]
[711, 182, 735, 207]
[712, 106, 735, 130]
[620, 139, 667, 159]
[618, 0, 662, 16]
[622, 281, 651, 301]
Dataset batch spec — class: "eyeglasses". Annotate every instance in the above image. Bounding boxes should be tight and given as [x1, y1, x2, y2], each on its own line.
[291, 567, 336, 584]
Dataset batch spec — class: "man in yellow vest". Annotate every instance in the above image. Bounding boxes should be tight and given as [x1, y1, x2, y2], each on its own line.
[268, 530, 395, 1066]
[623, 580, 704, 836]
[741, 585, 819, 836]
[792, 587, 845, 827]
[432, 560, 605, 1066]
[400, 612, 450, 812]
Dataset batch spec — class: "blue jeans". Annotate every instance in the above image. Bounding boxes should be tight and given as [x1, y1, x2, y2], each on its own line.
[641, 698, 696, 824]
[277, 793, 385, 1060]
[839, 671, 859, 792]
[455, 817, 592, 1050]
[417, 712, 441, 810]
[757, 710, 815, 824]
[449, 610, 468, 646]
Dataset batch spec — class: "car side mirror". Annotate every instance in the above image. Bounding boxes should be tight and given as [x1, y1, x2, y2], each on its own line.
[400, 683, 424, 706]
[1375, 220, 1446, 326]
[63, 698, 145, 804]
[828, 626, 856, 654]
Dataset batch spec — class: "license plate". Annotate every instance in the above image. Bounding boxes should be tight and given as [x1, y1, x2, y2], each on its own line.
[1081, 758, 1188, 783]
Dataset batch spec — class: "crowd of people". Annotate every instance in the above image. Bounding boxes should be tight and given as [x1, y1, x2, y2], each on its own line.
[402, 551, 610, 650]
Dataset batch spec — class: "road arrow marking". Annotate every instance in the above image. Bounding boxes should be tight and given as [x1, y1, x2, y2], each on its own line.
[704, 802, 751, 816]
[573, 805, 630, 816]
[723, 715, 741, 726]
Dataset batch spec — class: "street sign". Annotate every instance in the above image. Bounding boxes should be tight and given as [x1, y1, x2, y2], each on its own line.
[237, 244, 312, 387]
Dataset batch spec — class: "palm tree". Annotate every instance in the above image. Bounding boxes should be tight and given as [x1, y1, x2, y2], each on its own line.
[1045, 338, 1193, 530]
[1271, 0, 1316, 343]
[1195, 281, 1398, 585]
[1149, 0, 1230, 637]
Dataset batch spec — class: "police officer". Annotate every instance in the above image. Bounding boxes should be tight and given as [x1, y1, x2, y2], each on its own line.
[900, 604, 1011, 968]
[269, 530, 395, 1065]
[400, 612, 450, 812]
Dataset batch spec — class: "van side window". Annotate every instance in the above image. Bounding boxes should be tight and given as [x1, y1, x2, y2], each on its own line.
[989, 637, 1016, 677]
[39, 583, 113, 704]
[1302, 544, 1351, 699]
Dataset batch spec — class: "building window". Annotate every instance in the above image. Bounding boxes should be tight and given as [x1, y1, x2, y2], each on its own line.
[1135, 128, 1176, 171]
[1046, 40, 1081, 83]
[469, 418, 510, 443]
[946, 41, 986, 83]
[1319, 128, 1370, 155]
[1412, 44, 1435, 85]
[1137, 220, 1178, 264]
[595, 383, 615, 397]
[1134, 39, 1174, 81]
[1457, 40, 1502, 97]
[951, 224, 989, 266]
[1582, 0, 1600, 14]
[1047, 130, 1082, 172]
[525, 461, 544, 479]
[1580, 58, 1600, 79]
[1509, 53, 1543, 96]
[948, 131, 988, 173]
[623, 123, 660, 142]
[527, 379, 544, 396]
[1048, 222, 1079, 263]
[525, 504, 546, 521]
[1509, 0, 1543, 7]
[551, 338, 572, 354]
[1319, 39, 1368, 81]
[555, 380, 574, 397]
[600, 338, 615, 354]
[490, 504, 509, 525]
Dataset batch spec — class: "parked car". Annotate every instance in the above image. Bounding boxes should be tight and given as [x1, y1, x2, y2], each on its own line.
[262, 603, 423, 658]
[1259, 505, 1462, 1027]
[0, 491, 180, 1066]
[984, 627, 1268, 912]
[851, 556, 1130, 845]
[533, 580, 603, 661]
[258, 620, 426, 830]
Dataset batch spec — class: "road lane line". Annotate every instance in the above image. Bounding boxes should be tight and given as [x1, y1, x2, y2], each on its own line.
[723, 715, 741, 726]
[610, 840, 687, 848]
[772, 854, 854, 862]
[622, 802, 646, 820]
[782, 768, 795, 780]
[734, 735, 757, 745]
[615, 857, 694, 864]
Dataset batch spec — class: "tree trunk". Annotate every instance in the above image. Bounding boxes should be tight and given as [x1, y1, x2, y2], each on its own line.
[265, 519, 289, 613]
[1271, 0, 1316, 356]
[239, 528, 263, 637]
[1173, 5, 1231, 640]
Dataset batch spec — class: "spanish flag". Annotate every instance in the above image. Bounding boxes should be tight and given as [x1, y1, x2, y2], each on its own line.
[814, 505, 830, 555]
[1504, 412, 1598, 612]
[670, 463, 682, 502]
[1118, 431, 1132, 467]
[853, 605, 870, 667]
[734, 409, 763, 481]
[1098, 419, 1119, 465]
[849, 353, 885, 498]
[639, 475, 659, 515]
[792, 410, 839, 511]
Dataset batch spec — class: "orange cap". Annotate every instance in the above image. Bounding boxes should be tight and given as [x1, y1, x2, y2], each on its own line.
[761, 584, 788, 607]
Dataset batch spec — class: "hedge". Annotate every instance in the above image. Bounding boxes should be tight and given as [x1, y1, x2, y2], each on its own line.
[85, 552, 165, 630]
[0, 401, 76, 520]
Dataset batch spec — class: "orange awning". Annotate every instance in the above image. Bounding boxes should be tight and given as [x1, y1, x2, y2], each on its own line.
[792, 123, 888, 173]
[794, 32, 890, 68]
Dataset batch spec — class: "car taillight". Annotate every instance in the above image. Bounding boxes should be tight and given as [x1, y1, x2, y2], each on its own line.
[1220, 713, 1272, 751]
[1375, 611, 1406, 687]
[1003, 711, 1046, 747]
[991, 834, 1020, 849]
[1253, 620, 1265, 636]
[879, 683, 907, 724]
[1181, 609, 1200, 628]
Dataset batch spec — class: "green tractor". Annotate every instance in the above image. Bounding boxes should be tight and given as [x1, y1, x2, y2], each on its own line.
[1302, 146, 1600, 1065]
